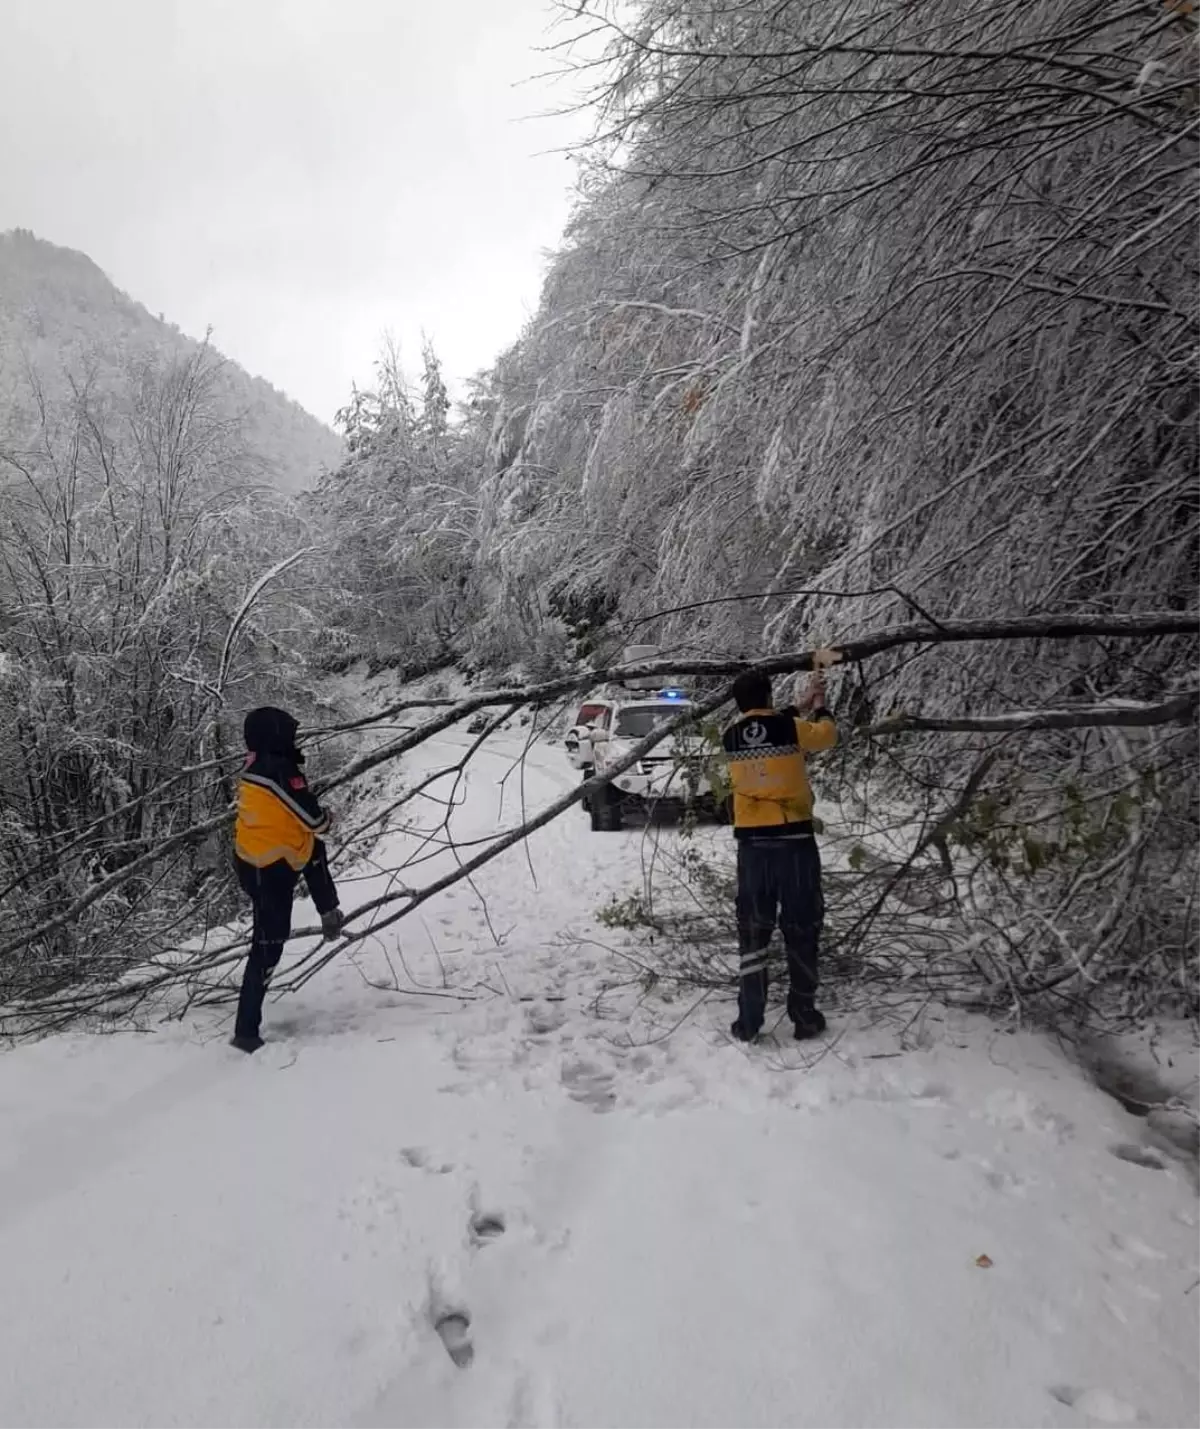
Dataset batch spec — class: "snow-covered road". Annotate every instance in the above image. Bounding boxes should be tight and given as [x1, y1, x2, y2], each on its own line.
[1, 724, 1197, 1428]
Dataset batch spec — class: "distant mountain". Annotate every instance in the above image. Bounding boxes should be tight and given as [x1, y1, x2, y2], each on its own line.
[0, 229, 343, 491]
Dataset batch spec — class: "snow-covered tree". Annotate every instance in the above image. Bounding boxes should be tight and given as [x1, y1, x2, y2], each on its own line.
[0, 342, 323, 995]
[319, 340, 487, 673]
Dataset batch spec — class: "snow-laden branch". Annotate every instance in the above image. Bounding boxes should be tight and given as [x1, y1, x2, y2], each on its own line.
[2, 611, 1195, 979]
[0, 812, 230, 964]
[217, 548, 314, 696]
[869, 691, 1199, 735]
[319, 611, 1199, 792]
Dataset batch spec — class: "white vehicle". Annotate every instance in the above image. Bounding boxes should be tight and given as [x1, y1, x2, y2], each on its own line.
[564, 686, 722, 831]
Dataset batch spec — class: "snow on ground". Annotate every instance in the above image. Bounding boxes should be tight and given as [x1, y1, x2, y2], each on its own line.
[1, 717, 1197, 1429]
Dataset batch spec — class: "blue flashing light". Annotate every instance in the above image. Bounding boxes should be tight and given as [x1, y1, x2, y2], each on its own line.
[660, 687, 686, 700]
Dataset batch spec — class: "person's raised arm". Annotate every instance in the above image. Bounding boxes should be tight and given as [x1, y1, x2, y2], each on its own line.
[789, 653, 838, 752]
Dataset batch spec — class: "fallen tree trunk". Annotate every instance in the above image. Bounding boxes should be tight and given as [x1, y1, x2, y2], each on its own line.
[2, 609, 1196, 1017]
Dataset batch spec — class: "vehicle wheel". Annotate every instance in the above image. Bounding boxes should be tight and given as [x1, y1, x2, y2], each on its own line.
[590, 783, 623, 832]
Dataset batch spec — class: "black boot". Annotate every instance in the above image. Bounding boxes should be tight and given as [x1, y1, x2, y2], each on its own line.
[230, 1033, 265, 1054]
[730, 1019, 760, 1043]
[793, 1006, 827, 1041]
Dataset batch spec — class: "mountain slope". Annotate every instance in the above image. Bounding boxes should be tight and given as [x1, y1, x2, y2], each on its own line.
[0, 228, 343, 491]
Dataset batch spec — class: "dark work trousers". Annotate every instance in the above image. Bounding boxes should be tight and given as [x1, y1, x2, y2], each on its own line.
[234, 844, 339, 1039]
[735, 836, 824, 1035]
[234, 859, 297, 1040]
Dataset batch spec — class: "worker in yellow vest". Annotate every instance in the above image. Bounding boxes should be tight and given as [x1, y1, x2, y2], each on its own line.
[231, 706, 343, 1052]
[722, 661, 837, 1041]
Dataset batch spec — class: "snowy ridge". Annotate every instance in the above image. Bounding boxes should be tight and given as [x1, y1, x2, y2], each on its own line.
[0, 716, 1196, 1428]
[0, 228, 344, 490]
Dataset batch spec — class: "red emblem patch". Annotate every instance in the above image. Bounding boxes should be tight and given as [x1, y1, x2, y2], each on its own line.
[289, 776, 306, 790]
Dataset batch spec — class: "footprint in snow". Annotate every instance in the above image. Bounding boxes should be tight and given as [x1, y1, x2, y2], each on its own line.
[1048, 1385, 1140, 1424]
[561, 1056, 617, 1113]
[981, 1164, 1031, 1196]
[1108, 1142, 1166, 1171]
[524, 1002, 566, 1036]
[400, 1146, 454, 1174]
[469, 1210, 506, 1244]
[911, 1083, 951, 1107]
[433, 1308, 474, 1368]
[983, 1088, 1074, 1142]
[427, 1275, 474, 1369]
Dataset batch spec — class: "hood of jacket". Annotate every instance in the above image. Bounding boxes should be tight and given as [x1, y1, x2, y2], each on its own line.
[243, 706, 303, 761]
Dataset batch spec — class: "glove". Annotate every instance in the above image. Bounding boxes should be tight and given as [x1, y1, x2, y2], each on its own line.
[320, 907, 345, 941]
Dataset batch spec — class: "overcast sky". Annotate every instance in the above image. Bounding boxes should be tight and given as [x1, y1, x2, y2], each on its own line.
[1, 0, 593, 423]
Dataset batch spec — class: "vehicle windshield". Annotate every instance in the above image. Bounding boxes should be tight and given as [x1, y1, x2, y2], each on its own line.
[613, 705, 689, 739]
